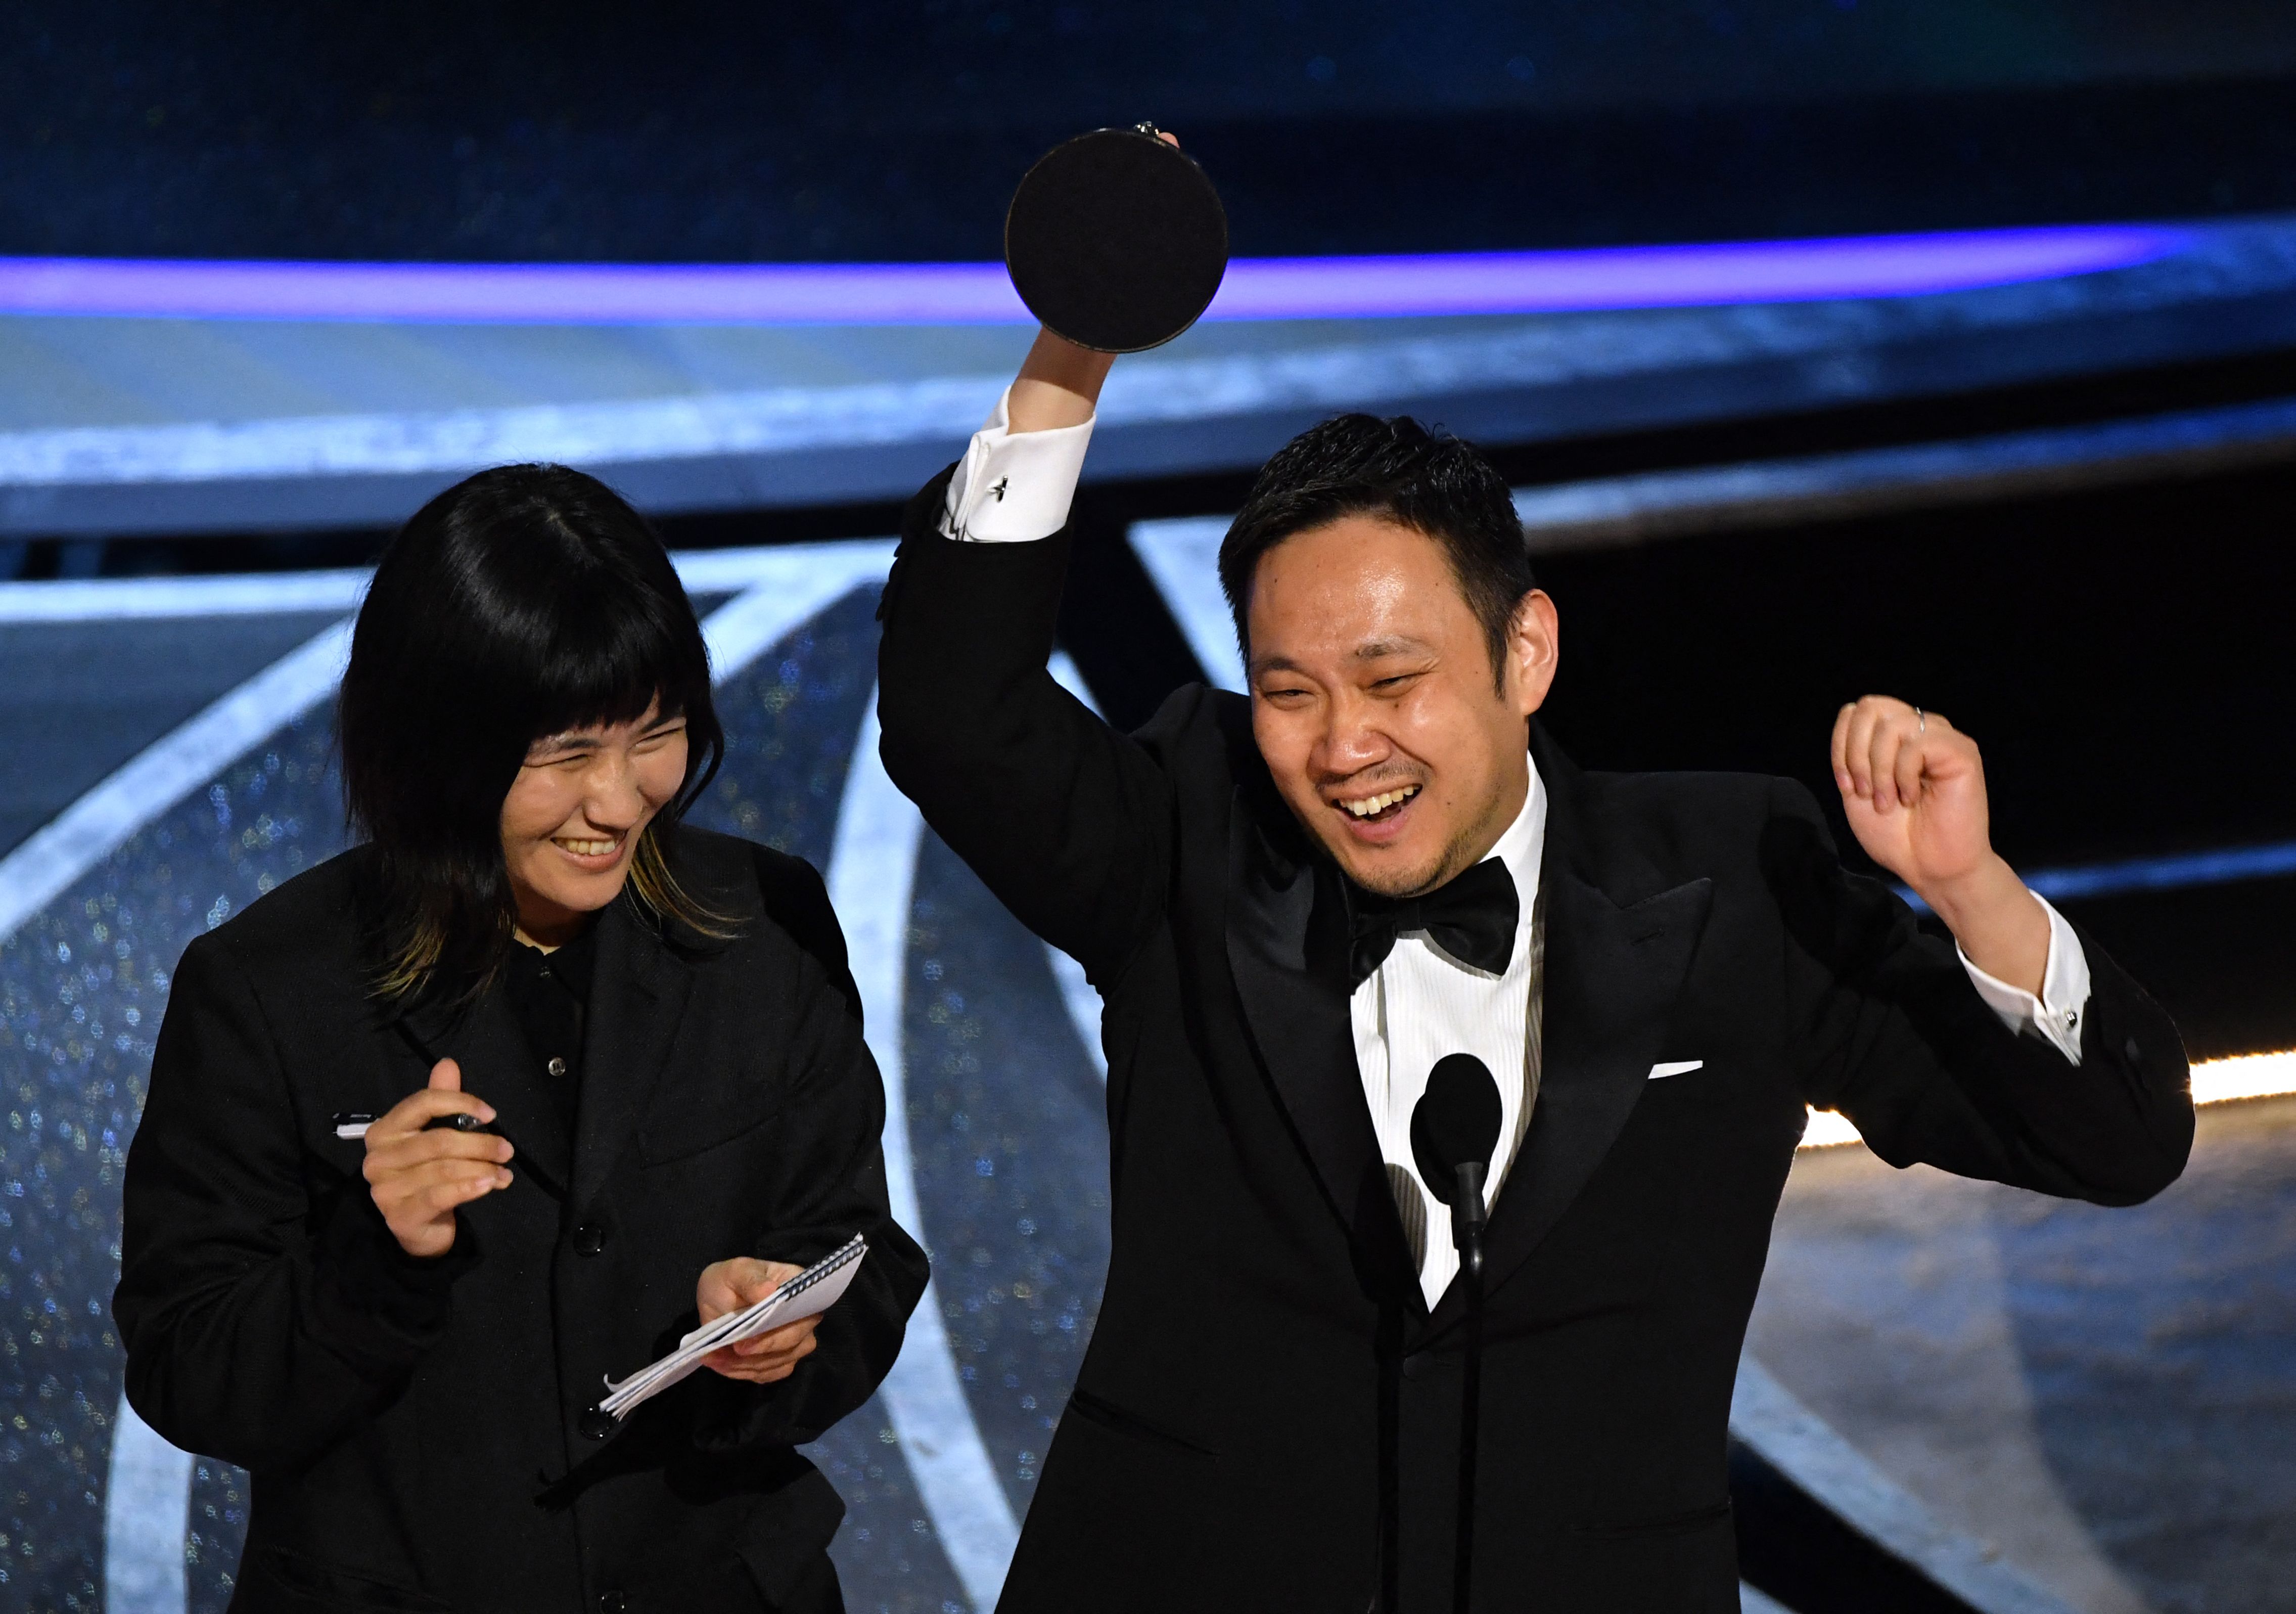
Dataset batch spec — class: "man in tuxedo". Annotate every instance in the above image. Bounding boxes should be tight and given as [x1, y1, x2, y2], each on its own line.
[875, 327, 2191, 1613]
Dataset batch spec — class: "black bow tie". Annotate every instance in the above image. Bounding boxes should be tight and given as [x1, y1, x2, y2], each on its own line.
[1347, 858, 1520, 988]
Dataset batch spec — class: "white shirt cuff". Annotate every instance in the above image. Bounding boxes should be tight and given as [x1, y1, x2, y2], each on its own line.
[939, 385, 1095, 543]
[1959, 894, 2091, 1065]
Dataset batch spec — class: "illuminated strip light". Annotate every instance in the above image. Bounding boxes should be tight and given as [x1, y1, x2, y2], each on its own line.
[1800, 1109, 1869, 1150]
[0, 545, 881, 625]
[1800, 1049, 2296, 1149]
[1043, 654, 1111, 1084]
[2189, 1049, 2296, 1106]
[1891, 839, 2296, 916]
[103, 1403, 192, 1614]
[2026, 840, 2296, 902]
[0, 567, 372, 622]
[1729, 1357, 2082, 1614]
[9, 258, 2257, 498]
[0, 225, 2182, 325]
[1511, 395, 2296, 549]
[0, 620, 354, 949]
[828, 700, 1022, 1609]
[0, 544, 886, 947]
[1126, 517, 1247, 691]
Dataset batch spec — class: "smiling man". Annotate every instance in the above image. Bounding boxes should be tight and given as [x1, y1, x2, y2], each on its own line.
[876, 329, 2193, 1613]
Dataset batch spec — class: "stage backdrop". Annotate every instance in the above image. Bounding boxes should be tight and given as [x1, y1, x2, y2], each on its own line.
[0, 549, 1109, 1614]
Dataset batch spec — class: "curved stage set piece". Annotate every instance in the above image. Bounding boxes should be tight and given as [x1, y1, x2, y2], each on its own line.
[7, 213, 2296, 540]
[3, 207, 2294, 1609]
[3, 540, 2291, 1614]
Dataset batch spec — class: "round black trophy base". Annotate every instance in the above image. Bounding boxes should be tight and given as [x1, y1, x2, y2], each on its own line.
[1004, 125, 1230, 354]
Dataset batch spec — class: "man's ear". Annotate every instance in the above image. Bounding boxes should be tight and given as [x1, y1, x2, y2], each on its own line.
[1505, 589, 1560, 718]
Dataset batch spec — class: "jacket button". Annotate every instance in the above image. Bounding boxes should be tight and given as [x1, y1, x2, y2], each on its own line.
[574, 1222, 607, 1257]
[2124, 1036, 2142, 1065]
[547, 1056, 569, 1078]
[580, 1407, 618, 1441]
[598, 1593, 627, 1614]
[1401, 1354, 1426, 1381]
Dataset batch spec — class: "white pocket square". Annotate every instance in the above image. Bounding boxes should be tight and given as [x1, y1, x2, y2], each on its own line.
[1647, 1060, 1704, 1080]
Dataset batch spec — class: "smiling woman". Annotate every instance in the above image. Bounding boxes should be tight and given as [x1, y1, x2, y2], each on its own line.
[498, 700, 696, 948]
[110, 464, 928, 1613]
[340, 465, 730, 998]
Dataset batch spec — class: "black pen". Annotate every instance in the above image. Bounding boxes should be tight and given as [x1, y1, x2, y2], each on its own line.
[332, 1110, 523, 1154]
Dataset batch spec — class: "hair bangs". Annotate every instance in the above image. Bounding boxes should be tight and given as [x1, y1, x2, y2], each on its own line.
[518, 573, 707, 747]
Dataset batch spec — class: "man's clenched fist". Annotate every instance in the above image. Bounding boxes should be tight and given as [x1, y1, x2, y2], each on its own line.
[1830, 695, 2050, 996]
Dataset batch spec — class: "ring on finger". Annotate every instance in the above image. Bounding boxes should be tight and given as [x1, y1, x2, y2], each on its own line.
[1913, 706, 1925, 734]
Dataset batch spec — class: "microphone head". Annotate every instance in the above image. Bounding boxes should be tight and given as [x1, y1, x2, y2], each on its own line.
[1410, 1053, 1503, 1207]
[1004, 125, 1229, 354]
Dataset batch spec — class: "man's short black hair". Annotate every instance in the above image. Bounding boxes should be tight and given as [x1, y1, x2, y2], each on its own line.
[1217, 414, 1535, 686]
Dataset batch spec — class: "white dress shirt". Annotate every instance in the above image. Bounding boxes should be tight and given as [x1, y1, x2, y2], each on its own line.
[942, 387, 1097, 543]
[1354, 774, 1548, 1306]
[943, 388, 2096, 1301]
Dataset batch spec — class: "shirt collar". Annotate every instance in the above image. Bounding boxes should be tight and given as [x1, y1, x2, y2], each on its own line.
[1485, 752, 1548, 929]
[508, 916, 602, 1006]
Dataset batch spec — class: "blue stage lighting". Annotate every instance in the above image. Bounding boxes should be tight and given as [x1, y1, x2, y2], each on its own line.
[0, 225, 2183, 325]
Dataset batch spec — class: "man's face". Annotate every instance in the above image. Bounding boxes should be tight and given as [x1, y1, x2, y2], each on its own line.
[1246, 516, 1558, 898]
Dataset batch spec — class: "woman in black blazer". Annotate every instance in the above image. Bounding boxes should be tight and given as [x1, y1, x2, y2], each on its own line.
[113, 464, 927, 1614]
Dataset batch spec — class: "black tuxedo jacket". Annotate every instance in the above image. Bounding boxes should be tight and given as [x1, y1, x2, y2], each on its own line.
[876, 481, 2191, 1613]
[114, 828, 928, 1614]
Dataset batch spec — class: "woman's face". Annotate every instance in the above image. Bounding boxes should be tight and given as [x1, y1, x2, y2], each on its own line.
[499, 699, 689, 945]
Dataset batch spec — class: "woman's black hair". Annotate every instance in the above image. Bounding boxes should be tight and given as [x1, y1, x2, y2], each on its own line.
[339, 463, 726, 1000]
[1217, 414, 1535, 687]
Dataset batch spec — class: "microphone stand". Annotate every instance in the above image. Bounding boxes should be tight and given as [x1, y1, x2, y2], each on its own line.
[1450, 1160, 1489, 1614]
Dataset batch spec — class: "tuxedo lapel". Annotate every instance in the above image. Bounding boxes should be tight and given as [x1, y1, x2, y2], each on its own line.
[397, 991, 573, 1200]
[1225, 800, 1420, 1298]
[1422, 737, 1712, 1336]
[570, 898, 694, 1211]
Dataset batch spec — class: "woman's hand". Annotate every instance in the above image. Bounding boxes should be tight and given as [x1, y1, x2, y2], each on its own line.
[696, 1259, 822, 1384]
[361, 1058, 514, 1258]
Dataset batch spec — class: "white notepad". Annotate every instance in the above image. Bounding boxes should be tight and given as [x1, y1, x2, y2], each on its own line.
[599, 1235, 868, 1419]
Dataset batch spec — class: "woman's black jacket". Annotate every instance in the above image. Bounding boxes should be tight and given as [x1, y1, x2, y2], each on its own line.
[112, 827, 929, 1613]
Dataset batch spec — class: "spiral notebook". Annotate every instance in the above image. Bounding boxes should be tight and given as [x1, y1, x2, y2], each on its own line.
[599, 1234, 868, 1419]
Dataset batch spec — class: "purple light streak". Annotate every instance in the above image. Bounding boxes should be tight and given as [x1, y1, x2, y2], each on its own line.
[0, 226, 2183, 325]
[1212, 228, 2184, 319]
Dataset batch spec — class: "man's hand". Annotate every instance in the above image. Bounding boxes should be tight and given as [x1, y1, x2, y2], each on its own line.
[362, 1058, 513, 1259]
[1007, 327, 1116, 434]
[696, 1259, 822, 1385]
[1830, 695, 2050, 994]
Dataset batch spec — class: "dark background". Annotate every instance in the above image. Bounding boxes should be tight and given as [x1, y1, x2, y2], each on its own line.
[4, 0, 2291, 1058]
[3, 8, 2293, 1611]
[5, 2, 2295, 262]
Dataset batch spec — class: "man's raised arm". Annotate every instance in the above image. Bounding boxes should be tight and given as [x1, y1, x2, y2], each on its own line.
[876, 327, 1181, 985]
[1795, 695, 2192, 1204]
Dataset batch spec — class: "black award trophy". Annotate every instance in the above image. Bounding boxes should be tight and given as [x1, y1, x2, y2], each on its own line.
[1004, 123, 1230, 353]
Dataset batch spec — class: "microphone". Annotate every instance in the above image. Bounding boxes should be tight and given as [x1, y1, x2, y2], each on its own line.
[1411, 1052, 1502, 1249]
[1409, 1053, 1502, 1614]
